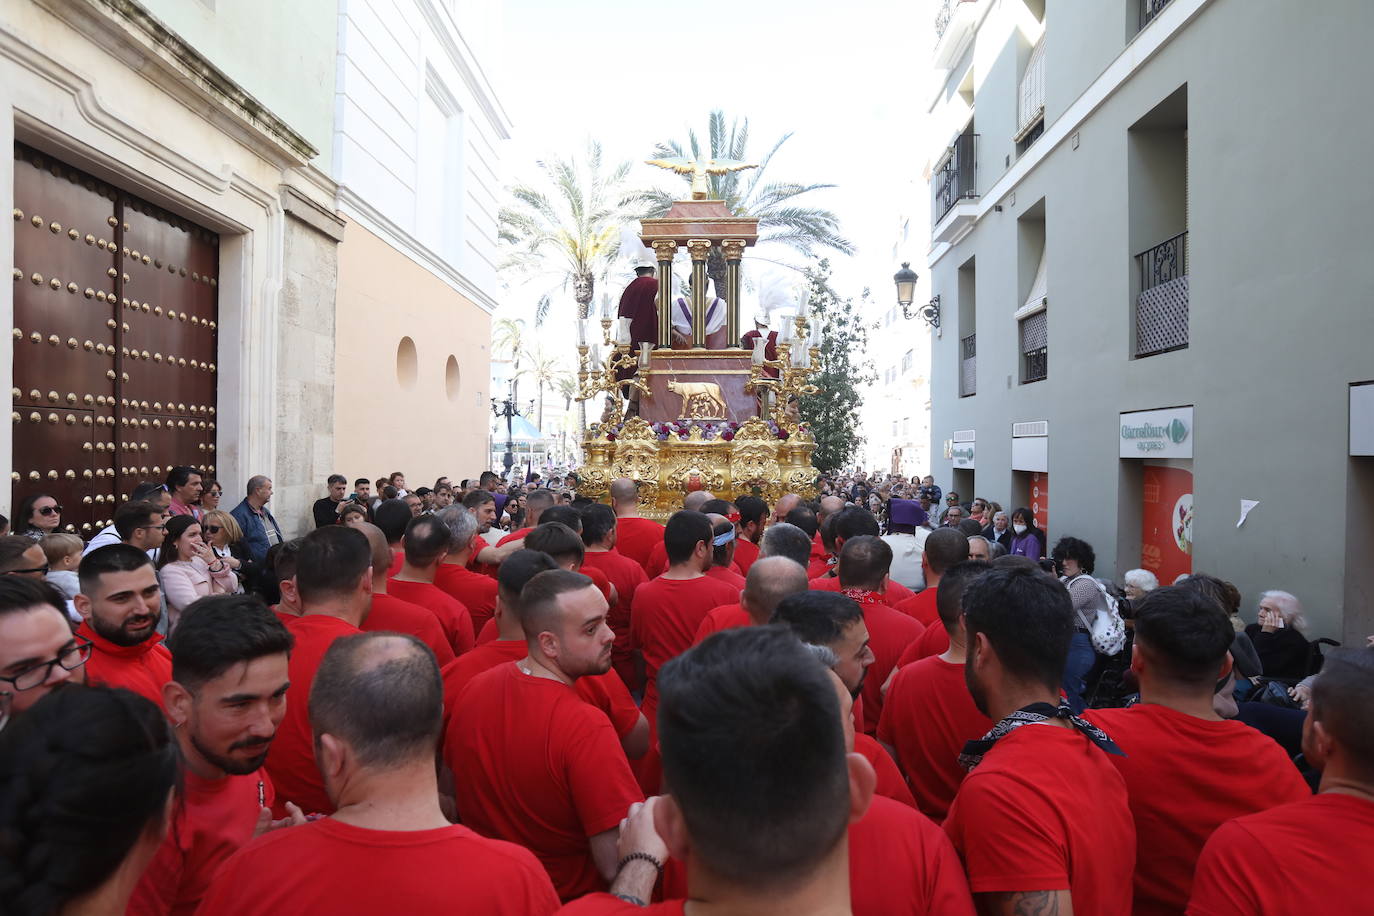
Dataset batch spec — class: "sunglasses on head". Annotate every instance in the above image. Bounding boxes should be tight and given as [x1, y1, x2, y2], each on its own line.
[38, 505, 62, 516]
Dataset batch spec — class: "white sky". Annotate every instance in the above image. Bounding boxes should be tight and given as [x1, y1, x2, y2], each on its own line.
[493, 0, 937, 347]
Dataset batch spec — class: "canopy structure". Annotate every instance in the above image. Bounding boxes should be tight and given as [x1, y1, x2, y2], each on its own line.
[492, 413, 551, 443]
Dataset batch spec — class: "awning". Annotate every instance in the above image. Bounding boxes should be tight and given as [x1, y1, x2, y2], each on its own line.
[1014, 247, 1047, 320]
[492, 414, 551, 443]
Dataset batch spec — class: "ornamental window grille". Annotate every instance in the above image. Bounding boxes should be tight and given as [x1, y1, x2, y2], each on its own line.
[1020, 312, 1048, 383]
[959, 333, 977, 397]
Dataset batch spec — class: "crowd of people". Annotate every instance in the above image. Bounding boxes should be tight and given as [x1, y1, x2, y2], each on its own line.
[0, 465, 1370, 915]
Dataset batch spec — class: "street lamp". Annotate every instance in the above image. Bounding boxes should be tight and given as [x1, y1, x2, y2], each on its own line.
[490, 384, 519, 474]
[894, 261, 941, 333]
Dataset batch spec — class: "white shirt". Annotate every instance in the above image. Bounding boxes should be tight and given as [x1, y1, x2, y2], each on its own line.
[882, 529, 930, 591]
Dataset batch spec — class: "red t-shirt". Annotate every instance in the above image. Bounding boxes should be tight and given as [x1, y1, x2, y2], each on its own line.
[849, 795, 976, 916]
[558, 898, 683, 915]
[497, 526, 534, 547]
[810, 574, 916, 605]
[476, 616, 498, 646]
[1085, 704, 1312, 916]
[581, 564, 614, 605]
[644, 540, 741, 580]
[434, 562, 499, 635]
[386, 577, 474, 656]
[128, 769, 272, 916]
[855, 731, 916, 809]
[894, 588, 939, 627]
[387, 550, 403, 577]
[441, 639, 640, 741]
[857, 599, 925, 735]
[1188, 793, 1374, 916]
[76, 622, 173, 711]
[196, 815, 559, 916]
[704, 564, 745, 591]
[615, 516, 664, 572]
[582, 550, 649, 687]
[365, 592, 455, 666]
[630, 575, 741, 729]
[692, 603, 752, 644]
[943, 723, 1135, 915]
[898, 621, 950, 666]
[264, 614, 360, 817]
[878, 655, 991, 821]
[733, 536, 760, 575]
[446, 663, 644, 900]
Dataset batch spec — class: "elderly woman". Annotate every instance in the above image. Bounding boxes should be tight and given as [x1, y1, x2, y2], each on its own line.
[1246, 590, 1311, 682]
[157, 515, 238, 631]
[1122, 568, 1159, 602]
[203, 509, 252, 594]
[14, 492, 62, 540]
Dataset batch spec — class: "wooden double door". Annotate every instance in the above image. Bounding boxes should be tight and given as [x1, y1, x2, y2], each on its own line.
[11, 143, 219, 536]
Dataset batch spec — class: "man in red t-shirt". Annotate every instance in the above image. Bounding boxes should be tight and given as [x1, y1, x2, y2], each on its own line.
[831, 536, 924, 734]
[703, 513, 746, 590]
[388, 515, 474, 656]
[893, 528, 969, 627]
[731, 495, 768, 575]
[74, 544, 172, 710]
[432, 505, 499, 633]
[131, 595, 303, 916]
[630, 510, 739, 733]
[265, 527, 373, 817]
[1189, 647, 1374, 916]
[610, 478, 663, 573]
[578, 503, 648, 688]
[443, 549, 648, 760]
[694, 555, 809, 643]
[563, 627, 973, 915]
[355, 523, 454, 666]
[642, 491, 720, 578]
[1083, 585, 1312, 916]
[199, 631, 560, 915]
[943, 566, 1135, 915]
[448, 570, 644, 900]
[878, 561, 993, 822]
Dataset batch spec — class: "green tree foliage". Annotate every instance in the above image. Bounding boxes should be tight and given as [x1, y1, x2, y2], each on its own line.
[798, 260, 875, 472]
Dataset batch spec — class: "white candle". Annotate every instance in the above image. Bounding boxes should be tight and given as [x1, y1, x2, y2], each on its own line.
[600, 294, 613, 320]
[617, 317, 632, 345]
[577, 318, 587, 346]
[752, 337, 767, 365]
[638, 342, 652, 368]
[589, 343, 601, 366]
[796, 288, 810, 319]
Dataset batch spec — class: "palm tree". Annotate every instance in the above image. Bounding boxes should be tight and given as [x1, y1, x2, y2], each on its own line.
[492, 317, 526, 403]
[555, 373, 578, 463]
[519, 345, 563, 433]
[649, 110, 854, 290]
[499, 140, 658, 322]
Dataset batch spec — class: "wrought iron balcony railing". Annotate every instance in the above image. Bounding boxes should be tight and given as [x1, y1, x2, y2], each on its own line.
[1135, 231, 1189, 356]
[933, 133, 979, 226]
[1140, 0, 1174, 30]
[1138, 231, 1187, 291]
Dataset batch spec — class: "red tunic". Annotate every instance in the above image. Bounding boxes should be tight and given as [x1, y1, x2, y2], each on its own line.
[434, 561, 499, 635]
[365, 592, 455, 666]
[76, 622, 172, 711]
[196, 817, 560, 916]
[447, 663, 644, 900]
[614, 516, 664, 573]
[878, 655, 992, 821]
[944, 724, 1135, 915]
[616, 275, 659, 383]
[265, 614, 360, 817]
[1085, 704, 1312, 916]
[128, 769, 273, 916]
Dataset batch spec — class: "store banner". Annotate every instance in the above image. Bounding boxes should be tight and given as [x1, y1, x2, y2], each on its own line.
[1141, 465, 1193, 585]
[1120, 406, 1193, 459]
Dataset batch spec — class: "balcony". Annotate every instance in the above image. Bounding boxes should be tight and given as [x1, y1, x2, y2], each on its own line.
[934, 0, 982, 69]
[1139, 0, 1174, 30]
[1134, 231, 1188, 357]
[959, 333, 977, 397]
[932, 133, 979, 244]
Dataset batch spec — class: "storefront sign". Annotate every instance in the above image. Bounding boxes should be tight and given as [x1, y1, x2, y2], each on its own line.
[952, 441, 975, 469]
[1120, 406, 1193, 458]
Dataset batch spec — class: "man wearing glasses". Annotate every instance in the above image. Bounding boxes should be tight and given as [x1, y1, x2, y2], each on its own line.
[0, 577, 89, 729]
[73, 544, 171, 711]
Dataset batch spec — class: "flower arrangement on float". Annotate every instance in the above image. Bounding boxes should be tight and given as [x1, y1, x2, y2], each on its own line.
[603, 419, 797, 442]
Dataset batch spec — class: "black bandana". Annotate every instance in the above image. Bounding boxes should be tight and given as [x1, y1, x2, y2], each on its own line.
[959, 701, 1125, 771]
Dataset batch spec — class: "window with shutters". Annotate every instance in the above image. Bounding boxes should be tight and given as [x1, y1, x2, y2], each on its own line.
[1015, 37, 1046, 156]
[1020, 312, 1048, 383]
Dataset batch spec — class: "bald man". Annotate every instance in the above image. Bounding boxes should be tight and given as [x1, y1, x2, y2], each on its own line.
[694, 555, 811, 642]
[610, 478, 663, 573]
[772, 493, 801, 525]
[357, 523, 455, 666]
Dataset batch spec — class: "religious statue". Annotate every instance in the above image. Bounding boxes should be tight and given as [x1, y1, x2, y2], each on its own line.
[645, 156, 758, 200]
[671, 277, 728, 349]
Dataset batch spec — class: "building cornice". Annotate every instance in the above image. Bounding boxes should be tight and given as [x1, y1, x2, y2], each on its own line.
[336, 184, 499, 313]
[415, 0, 513, 139]
[32, 0, 320, 168]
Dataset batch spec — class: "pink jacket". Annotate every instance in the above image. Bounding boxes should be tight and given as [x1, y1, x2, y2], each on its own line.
[160, 557, 238, 629]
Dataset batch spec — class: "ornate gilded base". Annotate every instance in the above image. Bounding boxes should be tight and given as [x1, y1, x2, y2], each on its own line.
[578, 417, 820, 519]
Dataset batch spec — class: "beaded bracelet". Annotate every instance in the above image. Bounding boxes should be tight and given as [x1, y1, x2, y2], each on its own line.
[616, 851, 664, 874]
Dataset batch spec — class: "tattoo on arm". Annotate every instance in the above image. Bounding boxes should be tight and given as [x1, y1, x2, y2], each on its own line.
[976, 889, 1069, 916]
[1011, 890, 1061, 916]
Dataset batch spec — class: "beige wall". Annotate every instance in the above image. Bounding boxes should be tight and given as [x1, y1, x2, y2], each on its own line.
[333, 221, 491, 486]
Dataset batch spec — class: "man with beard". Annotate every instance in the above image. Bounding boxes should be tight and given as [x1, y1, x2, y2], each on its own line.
[129, 594, 303, 915]
[449, 570, 643, 900]
[74, 544, 170, 710]
[0, 577, 87, 725]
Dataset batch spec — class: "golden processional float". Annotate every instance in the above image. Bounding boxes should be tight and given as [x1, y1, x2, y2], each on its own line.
[574, 159, 822, 520]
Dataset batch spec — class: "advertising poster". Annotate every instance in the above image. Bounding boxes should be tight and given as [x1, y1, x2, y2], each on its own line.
[1142, 464, 1193, 584]
[1029, 472, 1049, 538]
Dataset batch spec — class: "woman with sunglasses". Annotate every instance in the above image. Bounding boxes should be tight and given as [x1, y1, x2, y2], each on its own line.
[156, 516, 238, 631]
[14, 493, 62, 541]
[202, 510, 253, 594]
[198, 479, 223, 514]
